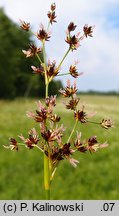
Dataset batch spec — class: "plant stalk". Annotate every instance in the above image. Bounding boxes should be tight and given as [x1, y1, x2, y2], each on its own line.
[36, 53, 43, 64]
[42, 39, 50, 199]
[44, 152, 50, 199]
[87, 120, 100, 125]
[57, 72, 70, 76]
[67, 120, 78, 143]
[57, 48, 70, 71]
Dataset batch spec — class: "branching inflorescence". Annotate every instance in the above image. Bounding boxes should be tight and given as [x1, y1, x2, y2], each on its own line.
[4, 3, 113, 199]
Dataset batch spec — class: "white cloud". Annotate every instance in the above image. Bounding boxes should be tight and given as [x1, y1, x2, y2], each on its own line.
[0, 0, 119, 91]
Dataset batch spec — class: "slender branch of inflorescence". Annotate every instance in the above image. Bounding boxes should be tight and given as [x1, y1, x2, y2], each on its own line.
[67, 120, 78, 143]
[57, 48, 71, 72]
[57, 72, 70, 76]
[35, 53, 43, 64]
[87, 120, 101, 125]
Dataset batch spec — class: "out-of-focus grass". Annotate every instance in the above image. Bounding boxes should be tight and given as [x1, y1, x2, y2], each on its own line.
[0, 95, 119, 199]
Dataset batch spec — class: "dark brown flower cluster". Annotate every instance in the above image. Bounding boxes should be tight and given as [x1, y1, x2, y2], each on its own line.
[41, 125, 64, 144]
[20, 20, 30, 31]
[31, 65, 44, 75]
[66, 97, 79, 110]
[47, 3, 57, 24]
[83, 24, 94, 38]
[74, 133, 108, 153]
[60, 80, 99, 126]
[65, 22, 80, 51]
[59, 80, 79, 110]
[46, 60, 59, 79]
[59, 79, 77, 97]
[19, 128, 39, 149]
[31, 60, 59, 79]
[45, 95, 56, 107]
[100, 119, 113, 129]
[68, 22, 77, 32]
[37, 24, 51, 41]
[65, 22, 95, 51]
[69, 64, 83, 78]
[27, 96, 57, 120]
[50, 143, 78, 167]
[4, 138, 18, 151]
[74, 106, 88, 123]
[22, 44, 42, 58]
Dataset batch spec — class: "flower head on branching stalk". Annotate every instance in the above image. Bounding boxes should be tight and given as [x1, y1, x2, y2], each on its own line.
[37, 24, 51, 41]
[46, 60, 59, 80]
[47, 3, 57, 24]
[100, 118, 113, 129]
[19, 128, 39, 149]
[31, 65, 44, 75]
[59, 79, 77, 97]
[4, 138, 18, 151]
[83, 24, 95, 38]
[20, 20, 30, 31]
[22, 44, 42, 58]
[66, 97, 79, 110]
[69, 64, 83, 78]
[68, 22, 77, 32]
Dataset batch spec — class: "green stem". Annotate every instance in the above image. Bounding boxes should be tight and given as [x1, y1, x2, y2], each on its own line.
[46, 83, 49, 98]
[29, 30, 37, 37]
[57, 48, 71, 71]
[34, 145, 44, 152]
[87, 120, 100, 125]
[57, 72, 70, 76]
[50, 167, 57, 183]
[36, 53, 43, 64]
[42, 40, 47, 66]
[67, 120, 78, 143]
[42, 39, 50, 199]
[47, 21, 50, 32]
[44, 86, 50, 199]
[44, 152, 50, 199]
[42, 40, 48, 86]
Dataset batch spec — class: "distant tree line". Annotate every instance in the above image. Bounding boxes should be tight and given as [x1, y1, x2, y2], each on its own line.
[0, 8, 62, 99]
[79, 90, 119, 96]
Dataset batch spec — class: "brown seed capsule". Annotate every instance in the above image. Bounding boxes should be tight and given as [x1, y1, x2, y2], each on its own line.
[20, 20, 30, 31]
[68, 22, 77, 32]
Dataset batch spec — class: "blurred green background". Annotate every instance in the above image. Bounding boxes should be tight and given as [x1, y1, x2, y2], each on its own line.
[0, 8, 119, 200]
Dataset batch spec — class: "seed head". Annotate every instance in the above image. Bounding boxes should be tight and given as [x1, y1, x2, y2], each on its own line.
[37, 25, 51, 41]
[66, 98, 79, 110]
[20, 20, 30, 31]
[7, 138, 18, 151]
[31, 65, 44, 75]
[51, 3, 56, 11]
[65, 34, 80, 51]
[45, 95, 56, 107]
[68, 22, 77, 32]
[83, 24, 94, 37]
[100, 119, 113, 129]
[19, 128, 39, 149]
[74, 133, 87, 153]
[47, 11, 57, 24]
[22, 44, 42, 58]
[69, 64, 83, 78]
[59, 80, 77, 97]
[46, 60, 59, 78]
[74, 106, 87, 123]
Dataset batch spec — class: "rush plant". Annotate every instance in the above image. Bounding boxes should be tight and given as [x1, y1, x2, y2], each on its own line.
[4, 3, 113, 199]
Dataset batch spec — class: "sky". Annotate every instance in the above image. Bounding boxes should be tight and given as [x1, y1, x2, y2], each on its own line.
[0, 0, 119, 92]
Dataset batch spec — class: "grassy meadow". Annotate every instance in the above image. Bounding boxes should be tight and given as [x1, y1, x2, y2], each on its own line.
[0, 95, 119, 199]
